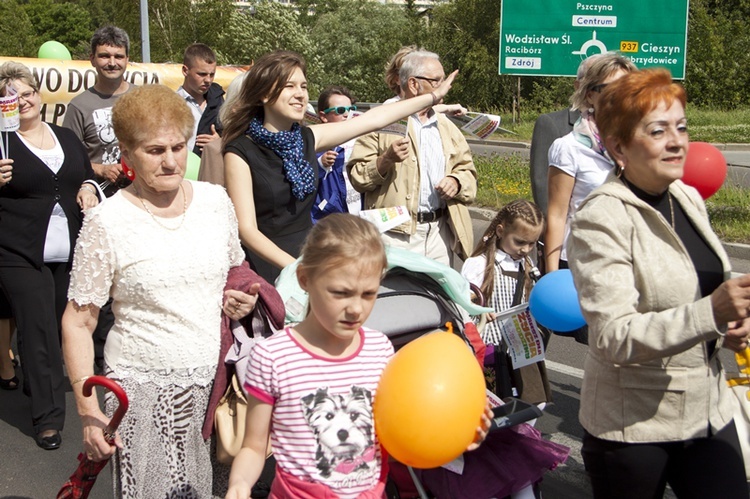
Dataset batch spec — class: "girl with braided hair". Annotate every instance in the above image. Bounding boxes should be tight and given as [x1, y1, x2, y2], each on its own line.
[461, 199, 552, 405]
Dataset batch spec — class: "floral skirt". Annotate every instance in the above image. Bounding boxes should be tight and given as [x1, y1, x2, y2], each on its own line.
[105, 376, 229, 498]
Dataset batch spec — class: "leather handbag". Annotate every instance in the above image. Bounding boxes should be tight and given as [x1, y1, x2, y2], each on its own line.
[214, 373, 247, 465]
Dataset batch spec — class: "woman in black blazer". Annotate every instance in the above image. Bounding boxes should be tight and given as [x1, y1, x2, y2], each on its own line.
[0, 62, 99, 450]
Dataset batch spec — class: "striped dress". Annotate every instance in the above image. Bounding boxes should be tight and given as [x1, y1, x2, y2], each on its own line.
[245, 327, 394, 499]
[461, 250, 525, 345]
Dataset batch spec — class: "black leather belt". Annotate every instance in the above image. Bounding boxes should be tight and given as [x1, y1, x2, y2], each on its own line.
[416, 208, 445, 223]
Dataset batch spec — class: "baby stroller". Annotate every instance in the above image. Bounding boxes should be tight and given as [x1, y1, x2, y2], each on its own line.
[275, 247, 568, 499]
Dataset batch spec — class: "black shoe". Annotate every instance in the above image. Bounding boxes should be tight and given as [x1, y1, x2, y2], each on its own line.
[36, 430, 61, 450]
[0, 375, 19, 390]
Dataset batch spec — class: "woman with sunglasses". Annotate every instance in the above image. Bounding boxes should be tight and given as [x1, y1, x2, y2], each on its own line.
[312, 85, 362, 223]
[222, 50, 457, 282]
[544, 53, 636, 273]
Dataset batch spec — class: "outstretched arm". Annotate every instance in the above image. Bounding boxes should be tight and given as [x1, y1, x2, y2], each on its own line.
[310, 70, 458, 152]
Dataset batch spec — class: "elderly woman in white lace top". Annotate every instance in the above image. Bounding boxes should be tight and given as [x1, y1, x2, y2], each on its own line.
[61, 85, 258, 498]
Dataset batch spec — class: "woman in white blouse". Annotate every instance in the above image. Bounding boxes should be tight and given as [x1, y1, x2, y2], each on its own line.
[62, 85, 258, 498]
[0, 61, 98, 450]
[544, 53, 636, 272]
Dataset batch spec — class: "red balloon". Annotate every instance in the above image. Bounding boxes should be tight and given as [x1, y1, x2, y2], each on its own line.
[682, 142, 727, 199]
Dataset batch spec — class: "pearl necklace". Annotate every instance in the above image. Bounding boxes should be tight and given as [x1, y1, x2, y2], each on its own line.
[134, 183, 187, 231]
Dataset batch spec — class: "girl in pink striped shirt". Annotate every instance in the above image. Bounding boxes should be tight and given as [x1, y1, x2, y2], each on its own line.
[227, 214, 394, 498]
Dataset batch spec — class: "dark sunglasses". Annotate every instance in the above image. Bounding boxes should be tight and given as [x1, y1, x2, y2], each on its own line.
[591, 83, 609, 93]
[322, 105, 357, 115]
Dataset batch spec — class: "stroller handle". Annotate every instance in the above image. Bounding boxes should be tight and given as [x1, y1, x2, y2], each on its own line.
[82, 376, 129, 441]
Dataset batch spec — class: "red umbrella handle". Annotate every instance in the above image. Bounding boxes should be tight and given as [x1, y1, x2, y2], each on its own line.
[82, 376, 129, 442]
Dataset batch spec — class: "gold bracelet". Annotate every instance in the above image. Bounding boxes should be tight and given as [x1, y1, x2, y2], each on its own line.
[70, 375, 92, 386]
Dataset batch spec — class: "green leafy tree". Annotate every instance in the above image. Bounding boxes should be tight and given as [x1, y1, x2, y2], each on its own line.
[0, 0, 37, 58]
[310, 0, 418, 102]
[21, 0, 93, 58]
[215, 2, 322, 92]
[295, 0, 347, 28]
[146, 0, 234, 63]
[427, 0, 515, 111]
[685, 0, 750, 108]
[73, 0, 232, 63]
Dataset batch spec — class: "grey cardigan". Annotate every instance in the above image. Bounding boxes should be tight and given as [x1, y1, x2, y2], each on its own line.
[568, 173, 735, 442]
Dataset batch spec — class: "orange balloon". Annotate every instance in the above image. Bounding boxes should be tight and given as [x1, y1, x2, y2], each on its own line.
[373, 329, 486, 469]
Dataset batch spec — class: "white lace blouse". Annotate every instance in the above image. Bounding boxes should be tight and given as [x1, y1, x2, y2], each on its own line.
[68, 181, 245, 386]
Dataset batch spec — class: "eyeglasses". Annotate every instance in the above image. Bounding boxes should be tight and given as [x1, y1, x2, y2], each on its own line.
[322, 105, 357, 115]
[17, 90, 36, 102]
[591, 83, 609, 93]
[413, 76, 444, 88]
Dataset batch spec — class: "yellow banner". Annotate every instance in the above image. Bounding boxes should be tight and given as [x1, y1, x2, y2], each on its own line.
[0, 57, 248, 125]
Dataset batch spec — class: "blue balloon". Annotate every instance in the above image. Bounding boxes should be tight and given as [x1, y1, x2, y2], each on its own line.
[528, 269, 586, 333]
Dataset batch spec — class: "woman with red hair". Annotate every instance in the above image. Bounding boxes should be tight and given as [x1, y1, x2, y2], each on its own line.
[568, 68, 750, 498]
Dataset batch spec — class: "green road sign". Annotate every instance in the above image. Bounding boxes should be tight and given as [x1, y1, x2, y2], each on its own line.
[499, 0, 689, 79]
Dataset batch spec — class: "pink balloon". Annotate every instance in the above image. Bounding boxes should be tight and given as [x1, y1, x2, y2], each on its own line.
[682, 142, 727, 199]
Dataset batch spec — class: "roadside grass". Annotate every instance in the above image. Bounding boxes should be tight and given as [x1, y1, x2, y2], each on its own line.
[705, 183, 750, 243]
[685, 107, 750, 144]
[486, 107, 750, 144]
[474, 153, 533, 208]
[474, 153, 750, 244]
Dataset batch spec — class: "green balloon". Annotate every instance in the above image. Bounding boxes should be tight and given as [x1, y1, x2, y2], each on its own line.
[185, 151, 201, 181]
[38, 41, 72, 61]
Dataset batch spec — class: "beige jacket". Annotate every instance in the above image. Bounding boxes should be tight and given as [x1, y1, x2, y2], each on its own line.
[568, 174, 735, 443]
[347, 114, 477, 258]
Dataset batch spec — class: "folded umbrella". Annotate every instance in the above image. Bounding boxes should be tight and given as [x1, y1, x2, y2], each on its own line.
[57, 376, 129, 499]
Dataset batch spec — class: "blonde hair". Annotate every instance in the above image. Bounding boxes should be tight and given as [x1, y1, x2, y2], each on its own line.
[569, 52, 637, 112]
[218, 72, 249, 126]
[471, 200, 544, 301]
[0, 61, 39, 96]
[112, 84, 194, 149]
[298, 214, 387, 279]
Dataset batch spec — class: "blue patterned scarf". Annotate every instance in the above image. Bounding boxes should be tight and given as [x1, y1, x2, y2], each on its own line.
[247, 117, 315, 200]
